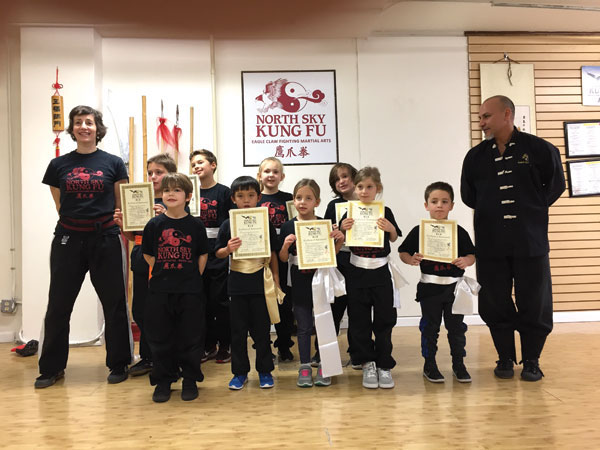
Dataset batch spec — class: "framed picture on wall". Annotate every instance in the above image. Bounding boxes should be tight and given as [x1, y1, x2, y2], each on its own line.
[564, 121, 600, 158]
[241, 70, 339, 166]
[582, 66, 600, 106]
[566, 158, 600, 197]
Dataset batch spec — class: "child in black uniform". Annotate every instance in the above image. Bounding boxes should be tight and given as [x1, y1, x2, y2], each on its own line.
[142, 173, 209, 402]
[398, 182, 475, 383]
[190, 149, 233, 363]
[257, 157, 295, 362]
[114, 154, 177, 377]
[215, 176, 282, 390]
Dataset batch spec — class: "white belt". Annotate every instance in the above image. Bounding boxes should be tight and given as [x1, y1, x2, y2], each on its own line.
[206, 227, 219, 239]
[287, 254, 298, 287]
[340, 245, 350, 253]
[420, 273, 481, 315]
[276, 228, 281, 235]
[349, 254, 408, 309]
[420, 273, 460, 285]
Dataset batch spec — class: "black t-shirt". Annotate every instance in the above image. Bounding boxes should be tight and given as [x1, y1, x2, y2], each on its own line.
[199, 183, 233, 270]
[215, 218, 280, 296]
[142, 214, 209, 294]
[398, 224, 475, 300]
[345, 206, 402, 288]
[42, 149, 128, 234]
[260, 191, 293, 229]
[325, 197, 351, 269]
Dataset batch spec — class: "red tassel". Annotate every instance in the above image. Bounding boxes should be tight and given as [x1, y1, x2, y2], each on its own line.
[54, 135, 61, 157]
[156, 117, 176, 153]
[172, 125, 182, 153]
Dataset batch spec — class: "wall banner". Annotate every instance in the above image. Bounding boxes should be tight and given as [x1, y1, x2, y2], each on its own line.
[242, 70, 339, 166]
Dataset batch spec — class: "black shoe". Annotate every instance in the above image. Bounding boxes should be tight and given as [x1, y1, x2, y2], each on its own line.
[278, 348, 294, 362]
[423, 361, 445, 383]
[16, 340, 39, 357]
[181, 379, 199, 401]
[152, 383, 172, 403]
[494, 359, 514, 379]
[34, 370, 65, 389]
[129, 359, 152, 377]
[201, 347, 218, 363]
[107, 366, 129, 384]
[452, 363, 472, 383]
[521, 359, 544, 382]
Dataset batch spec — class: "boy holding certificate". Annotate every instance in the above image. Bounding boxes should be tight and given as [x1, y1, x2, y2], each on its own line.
[214, 176, 282, 390]
[398, 182, 475, 383]
[142, 173, 209, 402]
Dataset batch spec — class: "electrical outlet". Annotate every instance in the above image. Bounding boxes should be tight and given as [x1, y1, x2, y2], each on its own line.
[0, 299, 17, 314]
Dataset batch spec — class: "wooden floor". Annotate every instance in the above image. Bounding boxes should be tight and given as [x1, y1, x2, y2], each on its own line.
[3, 322, 600, 449]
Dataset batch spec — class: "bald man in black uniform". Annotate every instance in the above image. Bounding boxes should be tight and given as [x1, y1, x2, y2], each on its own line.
[461, 95, 565, 381]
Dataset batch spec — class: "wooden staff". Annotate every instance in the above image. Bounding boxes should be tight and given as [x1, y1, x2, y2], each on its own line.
[142, 96, 148, 182]
[189, 106, 194, 174]
[127, 117, 135, 314]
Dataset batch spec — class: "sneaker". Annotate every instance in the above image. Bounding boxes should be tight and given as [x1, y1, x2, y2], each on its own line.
[310, 353, 320, 368]
[228, 374, 248, 390]
[494, 359, 515, 379]
[34, 370, 65, 389]
[107, 366, 129, 384]
[351, 361, 362, 370]
[297, 364, 313, 387]
[201, 347, 218, 363]
[215, 349, 231, 364]
[452, 363, 472, 383]
[259, 372, 274, 389]
[314, 364, 331, 387]
[129, 359, 152, 377]
[521, 359, 544, 382]
[377, 368, 394, 389]
[423, 361, 445, 383]
[278, 348, 294, 362]
[362, 361, 378, 389]
[181, 379, 198, 401]
[152, 383, 171, 403]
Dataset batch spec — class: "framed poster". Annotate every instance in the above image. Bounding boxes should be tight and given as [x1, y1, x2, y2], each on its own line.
[567, 159, 600, 197]
[241, 70, 339, 166]
[564, 121, 600, 158]
[582, 66, 600, 106]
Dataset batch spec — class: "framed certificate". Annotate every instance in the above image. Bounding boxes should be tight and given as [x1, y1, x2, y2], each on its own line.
[346, 201, 384, 248]
[294, 219, 337, 270]
[229, 207, 271, 259]
[566, 158, 600, 197]
[334, 202, 348, 226]
[286, 200, 297, 219]
[564, 121, 600, 158]
[419, 219, 457, 263]
[119, 182, 155, 232]
[187, 174, 201, 217]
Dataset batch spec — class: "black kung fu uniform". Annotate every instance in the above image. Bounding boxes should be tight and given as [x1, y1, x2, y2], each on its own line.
[40, 149, 133, 376]
[461, 127, 565, 362]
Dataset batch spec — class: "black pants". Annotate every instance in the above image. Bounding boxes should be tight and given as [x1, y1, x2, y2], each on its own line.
[477, 255, 553, 361]
[292, 287, 314, 365]
[418, 284, 467, 360]
[132, 270, 152, 361]
[274, 263, 294, 351]
[39, 233, 132, 376]
[230, 294, 274, 375]
[145, 291, 205, 385]
[347, 282, 397, 369]
[203, 268, 231, 351]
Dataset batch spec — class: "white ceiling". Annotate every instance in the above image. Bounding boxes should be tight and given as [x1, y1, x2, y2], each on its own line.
[3, 0, 600, 39]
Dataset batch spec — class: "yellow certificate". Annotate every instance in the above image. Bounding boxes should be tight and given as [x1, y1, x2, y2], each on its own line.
[229, 207, 271, 259]
[294, 220, 337, 270]
[335, 202, 349, 227]
[187, 174, 201, 217]
[119, 182, 155, 232]
[419, 219, 458, 263]
[286, 200, 297, 219]
[346, 201, 384, 248]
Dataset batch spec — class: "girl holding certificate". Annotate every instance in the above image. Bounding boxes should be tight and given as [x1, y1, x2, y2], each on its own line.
[340, 167, 402, 390]
[257, 157, 295, 362]
[279, 179, 344, 388]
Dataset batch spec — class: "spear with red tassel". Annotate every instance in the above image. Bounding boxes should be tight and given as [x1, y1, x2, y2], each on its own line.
[172, 104, 182, 156]
[156, 99, 175, 154]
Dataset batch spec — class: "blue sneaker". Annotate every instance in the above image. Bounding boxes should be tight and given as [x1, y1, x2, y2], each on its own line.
[228, 374, 248, 390]
[259, 372, 274, 389]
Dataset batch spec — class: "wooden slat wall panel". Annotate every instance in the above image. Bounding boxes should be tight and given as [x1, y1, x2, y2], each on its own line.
[467, 33, 600, 312]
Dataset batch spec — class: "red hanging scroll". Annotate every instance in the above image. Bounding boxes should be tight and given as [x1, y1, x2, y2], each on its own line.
[51, 67, 64, 158]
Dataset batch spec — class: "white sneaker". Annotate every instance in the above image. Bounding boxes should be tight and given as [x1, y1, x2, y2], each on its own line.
[362, 361, 378, 389]
[377, 368, 394, 389]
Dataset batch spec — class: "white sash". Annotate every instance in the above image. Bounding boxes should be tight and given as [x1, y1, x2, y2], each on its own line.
[287, 254, 298, 287]
[419, 273, 480, 315]
[206, 227, 219, 239]
[311, 267, 346, 378]
[349, 254, 408, 309]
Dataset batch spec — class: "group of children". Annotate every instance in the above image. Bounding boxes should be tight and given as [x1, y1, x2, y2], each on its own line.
[116, 151, 475, 402]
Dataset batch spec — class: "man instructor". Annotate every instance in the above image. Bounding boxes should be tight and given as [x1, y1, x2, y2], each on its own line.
[461, 95, 565, 381]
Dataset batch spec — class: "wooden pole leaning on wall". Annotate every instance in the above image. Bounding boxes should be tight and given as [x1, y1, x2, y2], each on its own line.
[189, 106, 194, 174]
[142, 96, 148, 182]
[127, 116, 135, 315]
